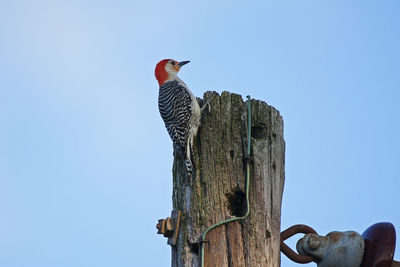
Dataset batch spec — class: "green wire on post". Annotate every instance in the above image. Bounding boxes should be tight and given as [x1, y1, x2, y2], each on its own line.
[199, 95, 252, 267]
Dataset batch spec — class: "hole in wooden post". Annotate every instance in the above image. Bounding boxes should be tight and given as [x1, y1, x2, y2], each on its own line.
[225, 188, 246, 217]
[188, 241, 199, 255]
[265, 229, 271, 239]
[251, 123, 268, 139]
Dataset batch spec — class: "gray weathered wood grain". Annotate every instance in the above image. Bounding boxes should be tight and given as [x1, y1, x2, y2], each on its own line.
[171, 91, 285, 267]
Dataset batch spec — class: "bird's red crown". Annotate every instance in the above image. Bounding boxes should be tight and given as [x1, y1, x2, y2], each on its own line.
[155, 59, 172, 86]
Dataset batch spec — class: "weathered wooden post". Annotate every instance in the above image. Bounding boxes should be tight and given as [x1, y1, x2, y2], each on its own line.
[165, 91, 285, 267]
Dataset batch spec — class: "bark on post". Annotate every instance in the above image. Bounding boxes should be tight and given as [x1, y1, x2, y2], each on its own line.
[171, 91, 285, 267]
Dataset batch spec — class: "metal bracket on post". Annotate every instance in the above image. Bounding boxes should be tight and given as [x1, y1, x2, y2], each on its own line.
[156, 210, 181, 246]
[281, 222, 399, 267]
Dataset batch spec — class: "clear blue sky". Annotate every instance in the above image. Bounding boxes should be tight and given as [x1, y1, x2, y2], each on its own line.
[1, 1, 399, 266]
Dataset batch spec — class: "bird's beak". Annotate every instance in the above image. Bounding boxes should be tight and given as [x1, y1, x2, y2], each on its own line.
[178, 60, 190, 67]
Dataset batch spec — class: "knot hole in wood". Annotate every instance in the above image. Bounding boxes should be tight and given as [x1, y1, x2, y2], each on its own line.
[225, 188, 246, 217]
[251, 123, 268, 140]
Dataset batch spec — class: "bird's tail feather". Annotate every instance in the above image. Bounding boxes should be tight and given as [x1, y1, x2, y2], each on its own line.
[185, 158, 193, 174]
[174, 144, 193, 175]
[186, 140, 195, 175]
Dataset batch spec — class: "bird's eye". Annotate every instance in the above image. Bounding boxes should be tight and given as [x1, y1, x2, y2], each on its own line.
[171, 61, 176, 65]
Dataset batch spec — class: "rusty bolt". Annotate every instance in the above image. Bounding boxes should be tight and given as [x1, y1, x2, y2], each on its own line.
[156, 217, 175, 237]
[164, 217, 174, 237]
[156, 219, 165, 235]
[156, 210, 181, 246]
[308, 234, 321, 250]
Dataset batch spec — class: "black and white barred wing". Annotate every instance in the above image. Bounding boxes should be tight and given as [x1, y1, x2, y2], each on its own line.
[158, 80, 192, 155]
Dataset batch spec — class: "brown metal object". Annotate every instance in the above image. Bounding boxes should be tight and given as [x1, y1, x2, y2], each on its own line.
[361, 222, 396, 267]
[156, 217, 174, 237]
[156, 210, 181, 246]
[280, 224, 318, 263]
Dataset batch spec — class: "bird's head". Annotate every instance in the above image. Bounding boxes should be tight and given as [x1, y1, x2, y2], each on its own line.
[155, 59, 190, 86]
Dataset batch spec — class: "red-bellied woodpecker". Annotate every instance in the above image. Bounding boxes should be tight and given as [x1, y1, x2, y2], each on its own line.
[155, 59, 201, 175]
